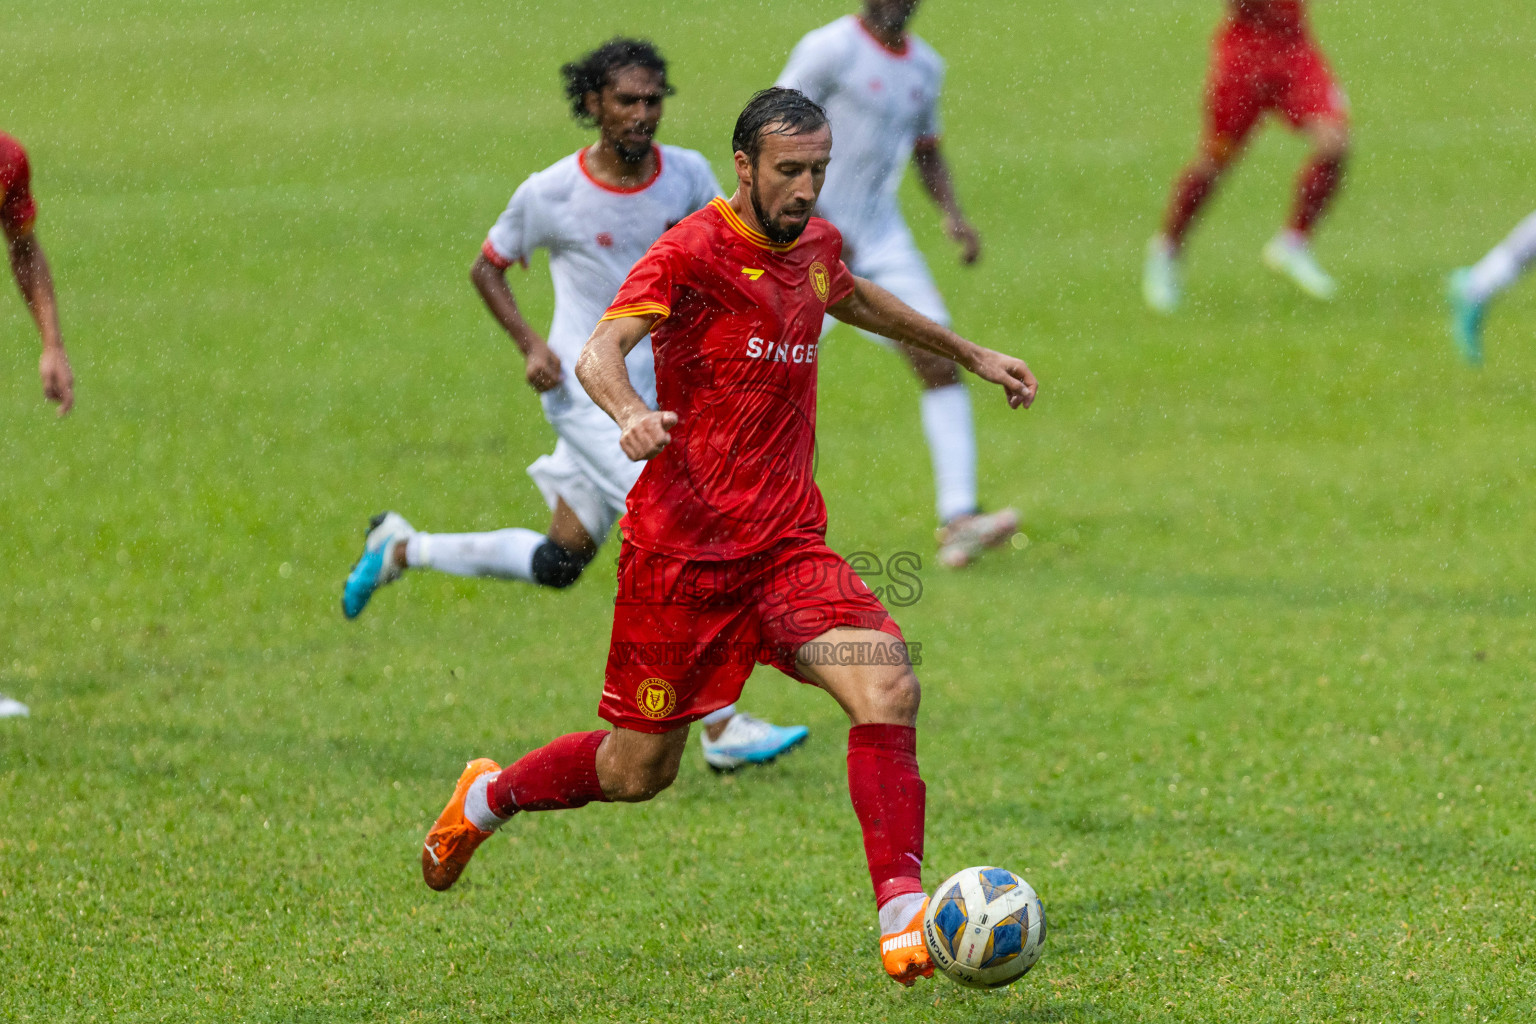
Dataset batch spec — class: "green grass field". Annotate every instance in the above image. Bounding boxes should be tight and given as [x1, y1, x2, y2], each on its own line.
[3, 0, 1534, 1020]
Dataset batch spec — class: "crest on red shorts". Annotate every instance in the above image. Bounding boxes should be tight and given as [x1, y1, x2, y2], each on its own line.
[637, 677, 677, 719]
[809, 262, 830, 302]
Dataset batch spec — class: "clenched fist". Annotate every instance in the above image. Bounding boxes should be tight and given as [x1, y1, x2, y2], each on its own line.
[524, 344, 563, 392]
[619, 409, 678, 461]
[39, 345, 73, 416]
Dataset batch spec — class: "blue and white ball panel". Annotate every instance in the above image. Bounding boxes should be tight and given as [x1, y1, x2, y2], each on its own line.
[977, 867, 1019, 903]
[922, 866, 1046, 989]
[929, 882, 968, 962]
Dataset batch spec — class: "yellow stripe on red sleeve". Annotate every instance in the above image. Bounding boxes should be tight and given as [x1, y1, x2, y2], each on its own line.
[600, 302, 671, 323]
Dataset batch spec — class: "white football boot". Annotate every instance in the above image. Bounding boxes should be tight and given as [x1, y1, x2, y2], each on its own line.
[0, 694, 29, 718]
[936, 508, 1021, 569]
[1263, 231, 1337, 300]
[1142, 235, 1182, 313]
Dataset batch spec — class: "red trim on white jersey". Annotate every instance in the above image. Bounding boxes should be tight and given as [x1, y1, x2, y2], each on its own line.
[854, 16, 911, 58]
[577, 145, 664, 195]
[480, 237, 523, 270]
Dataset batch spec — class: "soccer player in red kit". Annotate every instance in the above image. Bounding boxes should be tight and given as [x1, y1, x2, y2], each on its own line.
[2, 132, 72, 417]
[0, 132, 72, 719]
[418, 88, 1038, 986]
[1144, 0, 1349, 311]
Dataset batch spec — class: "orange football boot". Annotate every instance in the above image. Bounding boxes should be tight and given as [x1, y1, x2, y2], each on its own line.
[421, 758, 503, 892]
[880, 896, 935, 986]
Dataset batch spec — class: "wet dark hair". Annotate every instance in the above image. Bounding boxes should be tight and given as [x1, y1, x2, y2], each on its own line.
[561, 38, 673, 126]
[731, 87, 829, 165]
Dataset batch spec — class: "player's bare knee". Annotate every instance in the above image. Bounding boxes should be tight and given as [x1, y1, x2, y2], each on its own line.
[918, 362, 960, 390]
[606, 765, 676, 802]
[1308, 119, 1349, 161]
[866, 667, 921, 725]
[596, 729, 685, 801]
[906, 347, 960, 389]
[1195, 142, 1233, 177]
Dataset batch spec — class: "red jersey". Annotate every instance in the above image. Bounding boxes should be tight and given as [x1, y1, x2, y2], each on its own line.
[0, 133, 37, 234]
[1228, 0, 1306, 35]
[602, 196, 856, 560]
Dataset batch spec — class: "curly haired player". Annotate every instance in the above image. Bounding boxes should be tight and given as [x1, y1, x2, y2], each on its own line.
[342, 41, 806, 770]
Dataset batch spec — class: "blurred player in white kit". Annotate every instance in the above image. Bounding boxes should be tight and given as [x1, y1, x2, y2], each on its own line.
[341, 39, 808, 771]
[777, 0, 1020, 567]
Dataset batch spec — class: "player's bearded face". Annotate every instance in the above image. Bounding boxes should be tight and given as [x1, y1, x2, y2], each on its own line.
[594, 66, 666, 165]
[746, 125, 832, 245]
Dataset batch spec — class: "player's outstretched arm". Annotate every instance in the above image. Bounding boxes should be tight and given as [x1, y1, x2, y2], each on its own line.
[6, 225, 72, 416]
[829, 277, 1037, 409]
[575, 315, 678, 460]
[913, 140, 981, 265]
[469, 253, 562, 392]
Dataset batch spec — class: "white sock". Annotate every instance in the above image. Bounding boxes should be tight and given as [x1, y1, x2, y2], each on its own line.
[1466, 211, 1536, 305]
[701, 703, 737, 727]
[463, 771, 511, 832]
[878, 891, 927, 935]
[920, 383, 978, 524]
[406, 528, 543, 581]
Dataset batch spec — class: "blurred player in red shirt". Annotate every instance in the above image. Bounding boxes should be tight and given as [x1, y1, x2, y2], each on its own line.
[417, 88, 1038, 987]
[0, 132, 70, 720]
[1144, 0, 1349, 311]
[2, 132, 71, 417]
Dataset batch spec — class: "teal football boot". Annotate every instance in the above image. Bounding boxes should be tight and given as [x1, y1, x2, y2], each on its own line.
[342, 511, 413, 619]
[1447, 268, 1485, 367]
[700, 712, 809, 771]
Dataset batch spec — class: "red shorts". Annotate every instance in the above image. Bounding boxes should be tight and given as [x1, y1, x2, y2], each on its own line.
[1206, 23, 1346, 143]
[598, 534, 907, 733]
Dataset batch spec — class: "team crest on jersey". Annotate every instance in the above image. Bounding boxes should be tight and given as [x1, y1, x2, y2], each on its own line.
[809, 262, 830, 302]
[636, 677, 677, 719]
[596, 232, 614, 248]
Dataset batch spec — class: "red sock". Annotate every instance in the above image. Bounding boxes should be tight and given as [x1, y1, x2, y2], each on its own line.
[1290, 155, 1344, 235]
[847, 724, 926, 908]
[487, 730, 610, 815]
[1164, 168, 1219, 248]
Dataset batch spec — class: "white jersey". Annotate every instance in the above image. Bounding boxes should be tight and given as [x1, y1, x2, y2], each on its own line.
[777, 15, 945, 251]
[482, 144, 722, 409]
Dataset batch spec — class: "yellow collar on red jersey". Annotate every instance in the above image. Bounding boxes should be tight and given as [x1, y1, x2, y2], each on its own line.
[711, 197, 800, 253]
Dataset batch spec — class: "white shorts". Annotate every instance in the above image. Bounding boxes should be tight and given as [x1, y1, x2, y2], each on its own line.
[823, 221, 950, 342]
[526, 383, 643, 543]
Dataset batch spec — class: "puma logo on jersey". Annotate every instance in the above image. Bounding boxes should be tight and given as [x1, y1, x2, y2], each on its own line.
[740, 267, 764, 281]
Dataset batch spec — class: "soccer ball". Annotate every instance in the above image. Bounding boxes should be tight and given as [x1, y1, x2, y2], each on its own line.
[922, 866, 1046, 989]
